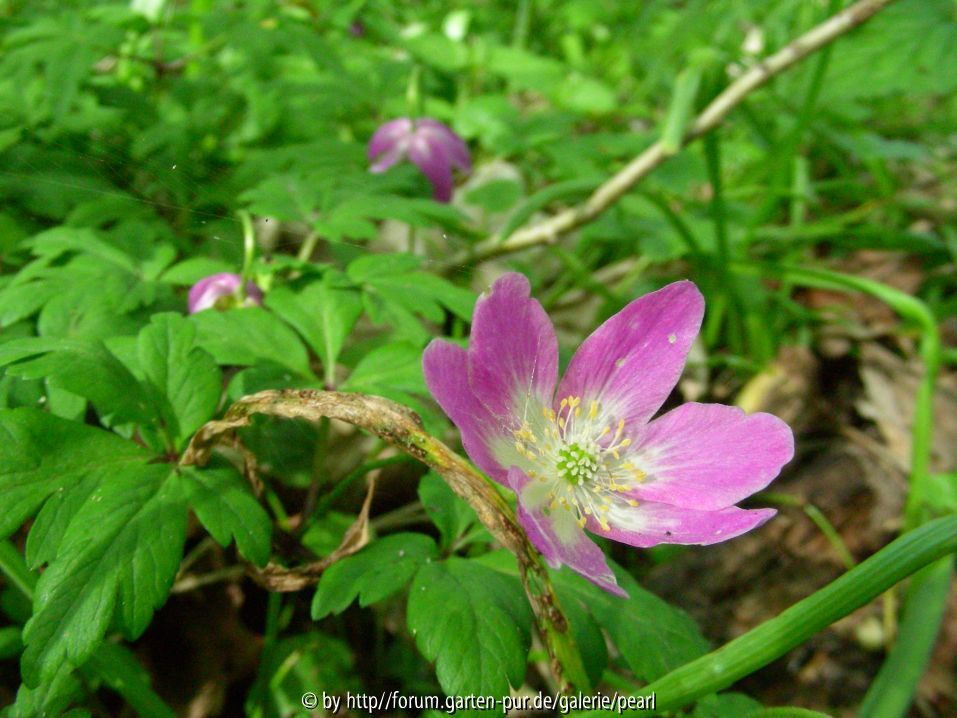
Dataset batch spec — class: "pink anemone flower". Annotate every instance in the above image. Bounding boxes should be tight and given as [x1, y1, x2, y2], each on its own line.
[423, 273, 793, 597]
[368, 117, 471, 202]
[187, 273, 263, 314]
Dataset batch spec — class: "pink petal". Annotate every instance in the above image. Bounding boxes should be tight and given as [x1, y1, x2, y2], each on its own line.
[467, 273, 558, 432]
[368, 118, 412, 161]
[596, 500, 776, 548]
[423, 340, 510, 484]
[408, 133, 454, 201]
[188, 273, 243, 314]
[243, 281, 264, 307]
[555, 281, 704, 428]
[369, 144, 406, 174]
[508, 467, 625, 597]
[417, 119, 471, 171]
[628, 403, 794, 510]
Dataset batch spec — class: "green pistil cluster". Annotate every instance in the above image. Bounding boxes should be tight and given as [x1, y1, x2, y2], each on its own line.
[557, 443, 600, 485]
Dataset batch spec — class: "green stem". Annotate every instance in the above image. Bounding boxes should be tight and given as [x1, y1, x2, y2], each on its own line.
[238, 209, 256, 297]
[296, 230, 320, 263]
[313, 456, 411, 518]
[0, 540, 35, 600]
[858, 558, 954, 718]
[758, 492, 855, 570]
[406, 65, 423, 118]
[737, 262, 944, 718]
[512, 0, 532, 49]
[703, 131, 743, 354]
[616, 516, 957, 714]
[757, 263, 939, 530]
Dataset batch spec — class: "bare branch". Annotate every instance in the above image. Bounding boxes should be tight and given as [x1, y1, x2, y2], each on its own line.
[452, 0, 898, 267]
[182, 389, 591, 692]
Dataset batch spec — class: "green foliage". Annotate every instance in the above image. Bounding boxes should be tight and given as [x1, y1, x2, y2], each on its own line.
[417, 471, 479, 550]
[183, 466, 273, 567]
[407, 557, 532, 697]
[0, 0, 953, 714]
[554, 565, 710, 682]
[312, 533, 439, 618]
[22, 463, 185, 686]
[136, 313, 222, 450]
[477, 549, 709, 683]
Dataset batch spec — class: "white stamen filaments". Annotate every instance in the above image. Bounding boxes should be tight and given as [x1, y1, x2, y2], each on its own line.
[512, 395, 646, 532]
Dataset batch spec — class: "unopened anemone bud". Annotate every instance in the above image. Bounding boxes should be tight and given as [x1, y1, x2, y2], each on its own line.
[368, 117, 471, 202]
[187, 272, 263, 314]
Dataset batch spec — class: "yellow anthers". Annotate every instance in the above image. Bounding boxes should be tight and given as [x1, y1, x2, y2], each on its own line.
[614, 418, 626, 440]
[524, 395, 649, 536]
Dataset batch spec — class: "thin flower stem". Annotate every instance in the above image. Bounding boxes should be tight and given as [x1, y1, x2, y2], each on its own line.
[294, 416, 332, 535]
[313, 455, 412, 519]
[296, 230, 320, 262]
[182, 390, 591, 693]
[370, 501, 429, 531]
[803, 505, 856, 571]
[447, 0, 899, 268]
[758, 491, 856, 571]
[238, 209, 256, 297]
[171, 565, 246, 594]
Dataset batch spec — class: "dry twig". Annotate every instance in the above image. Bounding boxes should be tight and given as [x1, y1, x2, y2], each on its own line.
[181, 390, 590, 692]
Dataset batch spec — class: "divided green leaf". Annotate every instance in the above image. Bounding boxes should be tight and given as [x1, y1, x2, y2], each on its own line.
[0, 408, 150, 539]
[406, 557, 531, 697]
[312, 533, 438, 619]
[21, 465, 186, 687]
[183, 466, 272, 567]
[136, 313, 222, 450]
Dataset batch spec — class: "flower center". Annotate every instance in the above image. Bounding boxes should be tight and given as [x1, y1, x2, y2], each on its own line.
[511, 394, 647, 531]
[556, 443, 599, 485]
